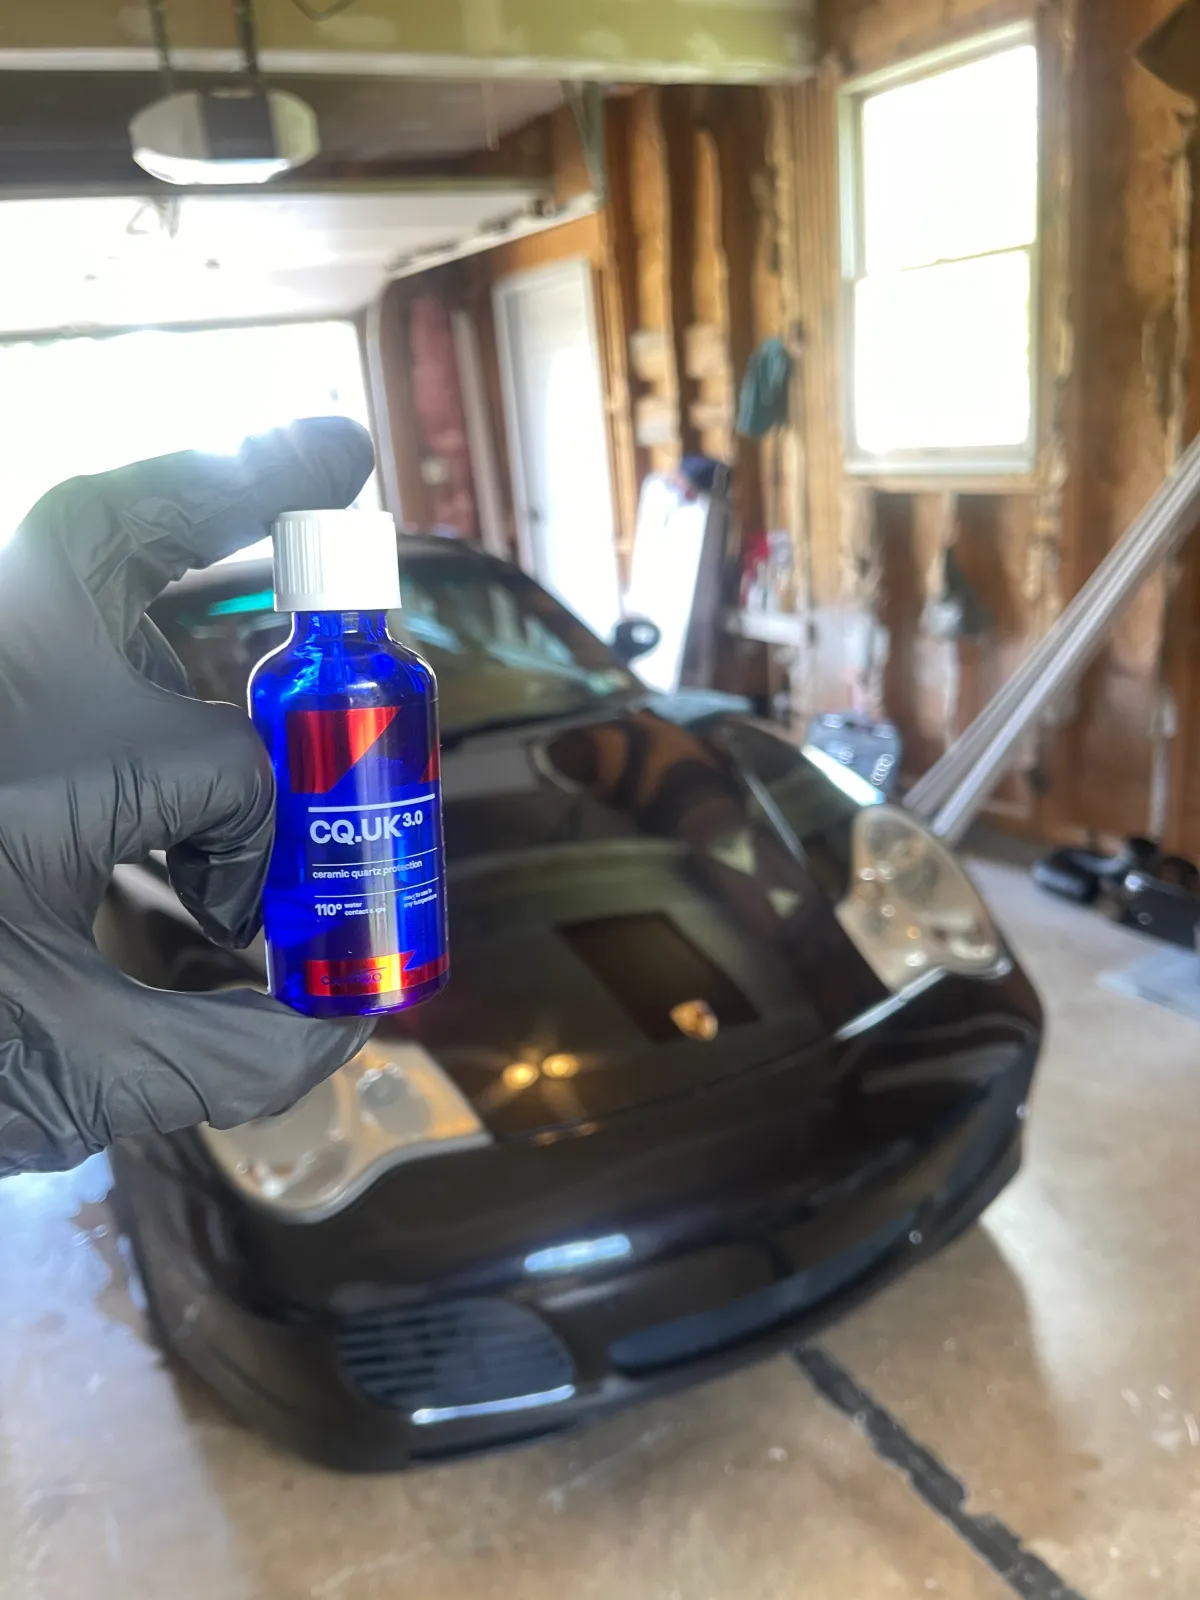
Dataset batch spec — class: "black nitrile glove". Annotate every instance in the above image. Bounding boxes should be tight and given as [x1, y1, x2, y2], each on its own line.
[0, 417, 378, 1177]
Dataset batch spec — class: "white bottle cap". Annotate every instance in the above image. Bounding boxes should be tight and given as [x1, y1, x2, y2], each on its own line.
[271, 509, 402, 613]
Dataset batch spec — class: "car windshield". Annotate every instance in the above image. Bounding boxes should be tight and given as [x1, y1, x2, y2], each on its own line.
[158, 550, 640, 735]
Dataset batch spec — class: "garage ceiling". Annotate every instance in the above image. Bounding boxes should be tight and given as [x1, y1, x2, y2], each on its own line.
[0, 73, 566, 188]
[0, 185, 555, 334]
[0, 0, 812, 83]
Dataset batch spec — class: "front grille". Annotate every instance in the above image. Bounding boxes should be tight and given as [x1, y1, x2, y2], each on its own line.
[336, 1298, 575, 1421]
[609, 1211, 917, 1375]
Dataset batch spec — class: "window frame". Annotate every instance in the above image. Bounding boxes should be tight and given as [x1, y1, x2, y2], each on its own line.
[837, 23, 1041, 478]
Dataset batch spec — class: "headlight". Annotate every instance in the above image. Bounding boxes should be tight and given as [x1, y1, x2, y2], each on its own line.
[836, 806, 1006, 992]
[201, 1040, 490, 1222]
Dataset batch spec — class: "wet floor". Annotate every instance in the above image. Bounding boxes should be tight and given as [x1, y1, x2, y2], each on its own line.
[0, 862, 1195, 1599]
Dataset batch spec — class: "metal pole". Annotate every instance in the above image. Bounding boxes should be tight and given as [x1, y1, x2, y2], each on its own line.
[905, 457, 1187, 819]
[904, 526, 1145, 816]
[909, 427, 1200, 843]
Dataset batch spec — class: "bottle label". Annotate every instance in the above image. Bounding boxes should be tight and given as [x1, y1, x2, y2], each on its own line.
[270, 701, 448, 1002]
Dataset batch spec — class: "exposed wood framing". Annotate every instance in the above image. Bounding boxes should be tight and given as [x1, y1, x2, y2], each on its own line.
[1147, 110, 1194, 840]
[1025, 0, 1079, 637]
[596, 206, 642, 576]
[627, 90, 680, 472]
[1161, 116, 1200, 851]
[1005, 0, 1079, 823]
[690, 129, 736, 461]
[370, 280, 432, 530]
[766, 89, 811, 605]
[789, 68, 844, 608]
[1167, 120, 1196, 475]
[662, 90, 700, 457]
[709, 87, 768, 543]
[602, 97, 649, 519]
[1048, 0, 1192, 843]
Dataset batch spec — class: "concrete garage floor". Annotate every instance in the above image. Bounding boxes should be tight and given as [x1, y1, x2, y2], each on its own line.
[1, 860, 1198, 1600]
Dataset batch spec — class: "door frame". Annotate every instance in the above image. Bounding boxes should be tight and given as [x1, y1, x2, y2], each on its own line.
[492, 256, 614, 584]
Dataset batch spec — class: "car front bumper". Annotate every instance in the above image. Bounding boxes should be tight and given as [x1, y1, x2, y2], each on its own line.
[111, 970, 1040, 1472]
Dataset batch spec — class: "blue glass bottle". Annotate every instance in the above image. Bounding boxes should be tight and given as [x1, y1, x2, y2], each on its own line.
[249, 511, 448, 1019]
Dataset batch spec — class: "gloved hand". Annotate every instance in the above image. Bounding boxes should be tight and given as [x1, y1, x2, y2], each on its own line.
[0, 417, 377, 1177]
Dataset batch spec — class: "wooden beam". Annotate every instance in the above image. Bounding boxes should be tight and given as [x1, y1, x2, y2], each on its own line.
[372, 280, 430, 530]
[661, 86, 700, 457]
[627, 89, 679, 474]
[709, 86, 765, 539]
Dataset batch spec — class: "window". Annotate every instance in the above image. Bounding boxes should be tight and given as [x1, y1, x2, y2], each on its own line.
[839, 30, 1039, 473]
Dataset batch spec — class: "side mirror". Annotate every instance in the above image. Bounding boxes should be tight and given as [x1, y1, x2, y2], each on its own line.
[611, 616, 662, 663]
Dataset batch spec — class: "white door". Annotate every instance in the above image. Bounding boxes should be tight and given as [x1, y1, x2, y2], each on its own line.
[494, 259, 621, 642]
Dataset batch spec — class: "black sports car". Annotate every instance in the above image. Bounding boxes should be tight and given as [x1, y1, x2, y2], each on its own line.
[100, 535, 1041, 1471]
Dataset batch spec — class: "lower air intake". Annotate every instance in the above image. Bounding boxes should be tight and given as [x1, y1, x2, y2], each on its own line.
[609, 1211, 917, 1375]
[336, 1298, 574, 1421]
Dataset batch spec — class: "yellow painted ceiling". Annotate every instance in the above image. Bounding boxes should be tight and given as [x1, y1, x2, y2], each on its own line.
[0, 0, 815, 83]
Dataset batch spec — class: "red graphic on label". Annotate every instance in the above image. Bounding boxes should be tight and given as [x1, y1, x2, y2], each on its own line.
[305, 951, 449, 998]
[421, 745, 441, 783]
[287, 707, 399, 794]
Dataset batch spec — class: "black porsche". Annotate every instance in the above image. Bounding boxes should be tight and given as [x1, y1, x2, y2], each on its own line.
[100, 535, 1042, 1471]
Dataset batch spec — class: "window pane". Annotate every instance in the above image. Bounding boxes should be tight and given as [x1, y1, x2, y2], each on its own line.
[861, 44, 1038, 273]
[854, 251, 1032, 455]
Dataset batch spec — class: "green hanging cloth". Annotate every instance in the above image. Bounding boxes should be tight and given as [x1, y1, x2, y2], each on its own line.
[736, 337, 792, 439]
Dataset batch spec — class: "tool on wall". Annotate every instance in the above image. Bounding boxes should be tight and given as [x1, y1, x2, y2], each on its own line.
[905, 429, 1200, 844]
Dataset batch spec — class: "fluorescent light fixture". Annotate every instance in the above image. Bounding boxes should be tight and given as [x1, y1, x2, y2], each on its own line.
[130, 87, 319, 186]
[524, 1234, 632, 1274]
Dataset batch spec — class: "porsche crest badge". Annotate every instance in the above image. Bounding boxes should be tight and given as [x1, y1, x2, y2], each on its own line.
[670, 999, 719, 1041]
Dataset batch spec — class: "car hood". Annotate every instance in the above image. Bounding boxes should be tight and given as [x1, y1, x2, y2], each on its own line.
[374, 698, 886, 1137]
